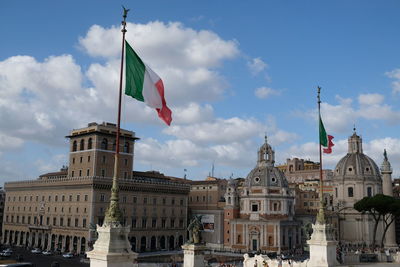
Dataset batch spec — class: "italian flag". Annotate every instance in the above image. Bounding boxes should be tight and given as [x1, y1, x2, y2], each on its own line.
[124, 41, 172, 126]
[319, 116, 334, 154]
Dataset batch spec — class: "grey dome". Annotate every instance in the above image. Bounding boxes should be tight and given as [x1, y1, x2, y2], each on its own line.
[246, 165, 288, 188]
[334, 153, 380, 178]
[333, 131, 381, 182]
[245, 136, 288, 188]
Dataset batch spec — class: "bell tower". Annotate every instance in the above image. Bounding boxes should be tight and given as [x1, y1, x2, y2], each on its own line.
[66, 122, 139, 179]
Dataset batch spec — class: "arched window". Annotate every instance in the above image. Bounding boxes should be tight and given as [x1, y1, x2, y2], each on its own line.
[88, 138, 92, 149]
[80, 139, 85, 150]
[124, 142, 129, 153]
[72, 141, 77, 152]
[101, 138, 108, 150]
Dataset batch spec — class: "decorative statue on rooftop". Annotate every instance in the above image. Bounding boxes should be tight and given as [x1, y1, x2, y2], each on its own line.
[187, 215, 203, 244]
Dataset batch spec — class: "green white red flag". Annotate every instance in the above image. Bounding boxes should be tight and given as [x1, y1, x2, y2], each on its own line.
[124, 41, 172, 126]
[319, 116, 334, 154]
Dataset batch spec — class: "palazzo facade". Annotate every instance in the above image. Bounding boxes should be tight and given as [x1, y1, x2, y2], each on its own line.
[2, 122, 190, 254]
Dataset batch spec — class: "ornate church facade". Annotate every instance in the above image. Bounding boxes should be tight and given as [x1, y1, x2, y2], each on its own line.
[332, 130, 396, 247]
[223, 137, 301, 253]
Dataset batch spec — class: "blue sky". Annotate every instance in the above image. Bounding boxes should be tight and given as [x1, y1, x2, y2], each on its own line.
[1, 1, 400, 184]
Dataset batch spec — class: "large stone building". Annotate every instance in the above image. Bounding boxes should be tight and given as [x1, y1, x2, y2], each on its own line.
[224, 137, 301, 253]
[2, 122, 190, 254]
[188, 177, 227, 249]
[331, 130, 393, 246]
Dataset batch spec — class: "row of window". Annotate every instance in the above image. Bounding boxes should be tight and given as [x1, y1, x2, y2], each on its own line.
[190, 195, 212, 202]
[334, 186, 373, 198]
[8, 194, 88, 203]
[7, 205, 87, 214]
[72, 138, 130, 153]
[6, 215, 87, 228]
[99, 195, 185, 206]
[98, 217, 184, 229]
[72, 156, 130, 165]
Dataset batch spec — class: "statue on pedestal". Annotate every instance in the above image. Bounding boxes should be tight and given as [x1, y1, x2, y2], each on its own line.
[187, 215, 203, 244]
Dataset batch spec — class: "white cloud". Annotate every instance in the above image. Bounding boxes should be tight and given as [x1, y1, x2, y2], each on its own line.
[79, 21, 239, 68]
[358, 93, 384, 105]
[254, 87, 280, 99]
[385, 69, 400, 94]
[163, 117, 264, 145]
[247, 57, 267, 75]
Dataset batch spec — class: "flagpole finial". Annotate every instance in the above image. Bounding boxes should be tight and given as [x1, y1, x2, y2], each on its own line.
[317, 86, 321, 104]
[353, 124, 356, 133]
[121, 6, 130, 32]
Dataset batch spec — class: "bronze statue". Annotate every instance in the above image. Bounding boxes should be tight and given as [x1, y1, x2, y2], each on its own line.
[384, 149, 388, 161]
[187, 215, 203, 244]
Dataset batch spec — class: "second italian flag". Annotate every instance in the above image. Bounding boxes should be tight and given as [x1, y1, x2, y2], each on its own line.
[319, 116, 334, 154]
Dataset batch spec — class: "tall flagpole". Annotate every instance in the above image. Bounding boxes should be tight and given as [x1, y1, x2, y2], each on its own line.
[105, 6, 129, 225]
[317, 86, 325, 224]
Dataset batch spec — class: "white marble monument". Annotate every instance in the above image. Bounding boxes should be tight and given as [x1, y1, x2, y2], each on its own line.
[182, 243, 207, 267]
[307, 221, 339, 267]
[86, 222, 137, 267]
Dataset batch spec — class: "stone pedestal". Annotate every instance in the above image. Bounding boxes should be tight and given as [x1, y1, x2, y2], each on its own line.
[182, 243, 207, 267]
[87, 223, 137, 267]
[307, 222, 339, 267]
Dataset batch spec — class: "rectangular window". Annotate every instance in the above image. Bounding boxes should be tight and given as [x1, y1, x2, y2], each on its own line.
[62, 195, 65, 201]
[69, 195, 72, 201]
[80, 157, 83, 163]
[87, 169, 90, 176]
[100, 194, 105, 202]
[53, 217, 56, 226]
[85, 195, 88, 201]
[171, 219, 175, 228]
[152, 218, 157, 228]
[83, 218, 87, 228]
[60, 218, 64, 226]
[77, 195, 80, 201]
[88, 156, 91, 162]
[133, 196, 137, 204]
[46, 217, 49, 225]
[67, 218, 71, 227]
[367, 187, 372, 197]
[252, 204, 258, 212]
[75, 218, 79, 227]
[101, 169, 105, 177]
[162, 219, 166, 228]
[72, 157, 75, 164]
[142, 218, 147, 228]
[348, 187, 354, 197]
[171, 198, 175, 205]
[143, 197, 147, 204]
[179, 219, 184, 228]
[153, 198, 157, 205]
[131, 218, 137, 228]
[335, 188, 338, 198]
[124, 158, 128, 166]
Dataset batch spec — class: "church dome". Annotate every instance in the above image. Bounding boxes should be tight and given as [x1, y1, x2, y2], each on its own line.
[245, 136, 289, 188]
[333, 132, 381, 181]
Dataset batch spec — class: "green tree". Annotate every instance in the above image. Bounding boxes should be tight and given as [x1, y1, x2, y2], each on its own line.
[354, 194, 400, 248]
[354, 196, 381, 248]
